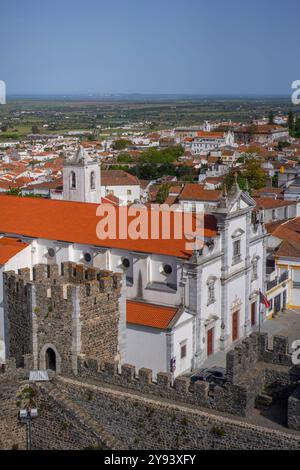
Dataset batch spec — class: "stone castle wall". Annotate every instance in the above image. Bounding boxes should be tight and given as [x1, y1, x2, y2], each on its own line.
[0, 359, 28, 450]
[1, 332, 300, 450]
[55, 375, 300, 450]
[76, 332, 300, 417]
[4, 262, 124, 375]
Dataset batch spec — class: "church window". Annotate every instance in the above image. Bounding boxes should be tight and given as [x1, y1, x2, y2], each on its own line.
[90, 171, 95, 190]
[70, 171, 76, 189]
[233, 240, 241, 264]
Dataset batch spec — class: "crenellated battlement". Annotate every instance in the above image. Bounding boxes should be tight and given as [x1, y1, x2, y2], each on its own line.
[76, 332, 298, 417]
[4, 263, 125, 375]
[4, 263, 122, 299]
[226, 332, 292, 384]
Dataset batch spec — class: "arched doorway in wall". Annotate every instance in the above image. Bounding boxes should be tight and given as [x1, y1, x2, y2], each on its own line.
[45, 347, 56, 371]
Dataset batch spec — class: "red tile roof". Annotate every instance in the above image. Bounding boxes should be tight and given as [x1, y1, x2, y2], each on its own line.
[252, 187, 284, 197]
[0, 237, 29, 265]
[101, 170, 140, 186]
[254, 197, 294, 210]
[197, 131, 224, 139]
[127, 300, 178, 329]
[266, 218, 300, 244]
[179, 184, 222, 202]
[275, 240, 300, 258]
[0, 195, 218, 259]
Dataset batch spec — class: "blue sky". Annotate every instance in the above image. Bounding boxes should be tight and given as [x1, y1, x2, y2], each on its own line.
[0, 0, 299, 95]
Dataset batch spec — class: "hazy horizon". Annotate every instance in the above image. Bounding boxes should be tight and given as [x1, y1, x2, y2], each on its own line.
[1, 0, 299, 96]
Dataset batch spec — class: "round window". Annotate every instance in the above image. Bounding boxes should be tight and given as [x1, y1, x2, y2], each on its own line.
[122, 258, 130, 269]
[47, 248, 55, 258]
[163, 264, 173, 275]
[84, 253, 92, 263]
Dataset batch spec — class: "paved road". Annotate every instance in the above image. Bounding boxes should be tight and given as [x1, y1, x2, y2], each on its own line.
[201, 309, 300, 369]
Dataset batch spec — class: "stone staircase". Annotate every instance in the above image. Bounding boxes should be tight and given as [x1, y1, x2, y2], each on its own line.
[38, 381, 127, 450]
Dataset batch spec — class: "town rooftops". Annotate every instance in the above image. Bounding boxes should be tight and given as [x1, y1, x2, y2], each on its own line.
[0, 237, 29, 265]
[0, 195, 218, 259]
[275, 240, 300, 259]
[196, 131, 224, 139]
[252, 187, 284, 198]
[254, 197, 294, 210]
[266, 217, 300, 244]
[236, 125, 287, 135]
[126, 300, 178, 329]
[101, 170, 140, 186]
[178, 184, 222, 202]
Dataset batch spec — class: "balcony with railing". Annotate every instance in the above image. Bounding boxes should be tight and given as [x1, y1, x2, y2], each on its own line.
[266, 271, 289, 292]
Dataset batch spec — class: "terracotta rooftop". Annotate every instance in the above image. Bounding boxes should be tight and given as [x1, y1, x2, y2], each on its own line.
[0, 195, 218, 259]
[0, 237, 29, 265]
[101, 170, 140, 186]
[252, 187, 284, 197]
[179, 184, 222, 202]
[266, 217, 300, 244]
[236, 125, 287, 135]
[275, 240, 300, 258]
[254, 197, 294, 210]
[127, 300, 178, 329]
[196, 131, 224, 139]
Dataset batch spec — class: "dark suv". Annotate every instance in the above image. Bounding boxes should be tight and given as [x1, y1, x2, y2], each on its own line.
[190, 367, 227, 387]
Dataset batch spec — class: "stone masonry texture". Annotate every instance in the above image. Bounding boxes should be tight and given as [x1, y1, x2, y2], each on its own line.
[4, 263, 123, 375]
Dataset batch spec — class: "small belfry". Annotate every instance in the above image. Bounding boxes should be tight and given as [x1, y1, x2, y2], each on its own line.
[63, 145, 101, 203]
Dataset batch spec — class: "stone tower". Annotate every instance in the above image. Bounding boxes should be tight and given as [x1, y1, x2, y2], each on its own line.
[4, 263, 126, 375]
[63, 145, 101, 203]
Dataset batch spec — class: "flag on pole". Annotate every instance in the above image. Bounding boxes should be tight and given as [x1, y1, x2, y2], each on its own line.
[259, 290, 270, 309]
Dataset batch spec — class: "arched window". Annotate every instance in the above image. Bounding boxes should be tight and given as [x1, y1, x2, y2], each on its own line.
[90, 171, 95, 190]
[70, 171, 76, 189]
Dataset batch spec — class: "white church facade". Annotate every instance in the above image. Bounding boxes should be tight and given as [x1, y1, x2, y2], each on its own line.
[0, 176, 268, 377]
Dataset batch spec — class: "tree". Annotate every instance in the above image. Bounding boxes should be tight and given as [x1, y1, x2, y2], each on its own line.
[268, 112, 275, 125]
[6, 187, 21, 196]
[277, 141, 291, 151]
[223, 160, 266, 193]
[112, 139, 132, 150]
[244, 159, 266, 190]
[223, 172, 248, 192]
[295, 117, 300, 137]
[117, 152, 134, 163]
[156, 184, 170, 204]
[31, 125, 40, 134]
[288, 110, 295, 133]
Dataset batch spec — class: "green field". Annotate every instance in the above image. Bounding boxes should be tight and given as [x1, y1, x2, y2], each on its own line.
[0, 96, 299, 141]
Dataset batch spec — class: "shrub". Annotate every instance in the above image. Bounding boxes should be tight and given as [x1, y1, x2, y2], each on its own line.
[211, 426, 225, 438]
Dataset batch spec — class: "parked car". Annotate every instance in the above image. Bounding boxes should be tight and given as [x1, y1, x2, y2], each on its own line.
[190, 367, 227, 387]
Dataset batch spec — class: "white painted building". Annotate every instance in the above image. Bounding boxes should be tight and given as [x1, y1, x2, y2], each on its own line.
[62, 145, 140, 205]
[0, 181, 268, 377]
[100, 170, 141, 205]
[191, 131, 235, 155]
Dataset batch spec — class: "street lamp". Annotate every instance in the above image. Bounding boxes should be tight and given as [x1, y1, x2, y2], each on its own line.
[19, 408, 38, 450]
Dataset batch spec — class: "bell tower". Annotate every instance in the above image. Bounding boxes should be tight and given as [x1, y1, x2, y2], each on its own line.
[63, 145, 101, 203]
